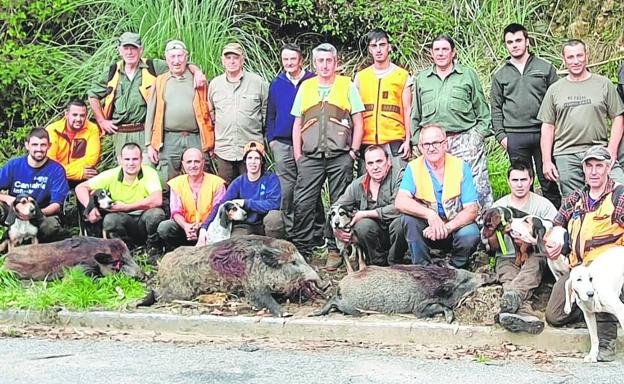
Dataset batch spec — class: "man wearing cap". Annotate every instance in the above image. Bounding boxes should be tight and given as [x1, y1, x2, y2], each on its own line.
[157, 147, 226, 248]
[538, 39, 624, 197]
[196, 141, 282, 245]
[145, 39, 213, 183]
[290, 42, 365, 262]
[88, 32, 206, 157]
[544, 145, 624, 361]
[208, 43, 268, 184]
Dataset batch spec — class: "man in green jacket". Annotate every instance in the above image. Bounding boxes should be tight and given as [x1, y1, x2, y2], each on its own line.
[412, 34, 493, 209]
[491, 23, 561, 208]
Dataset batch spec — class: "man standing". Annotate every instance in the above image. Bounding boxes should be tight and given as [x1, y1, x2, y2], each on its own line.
[46, 99, 101, 185]
[289, 43, 364, 263]
[491, 23, 561, 207]
[0, 129, 69, 242]
[145, 40, 213, 183]
[412, 35, 493, 209]
[545, 146, 624, 361]
[492, 160, 558, 334]
[396, 124, 480, 269]
[76, 143, 166, 258]
[157, 148, 226, 249]
[88, 32, 205, 157]
[209, 42, 268, 184]
[355, 30, 411, 170]
[538, 39, 624, 197]
[332, 145, 406, 267]
[266, 43, 318, 240]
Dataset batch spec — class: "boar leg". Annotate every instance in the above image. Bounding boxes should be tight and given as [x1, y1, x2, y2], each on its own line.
[420, 303, 455, 323]
[248, 291, 284, 317]
[311, 296, 362, 317]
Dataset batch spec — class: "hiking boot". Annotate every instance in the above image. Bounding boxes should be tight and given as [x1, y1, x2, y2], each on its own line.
[499, 313, 545, 334]
[597, 339, 616, 362]
[500, 290, 521, 314]
[597, 320, 618, 362]
[323, 249, 343, 272]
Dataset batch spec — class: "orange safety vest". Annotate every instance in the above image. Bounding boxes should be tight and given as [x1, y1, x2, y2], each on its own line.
[45, 118, 101, 181]
[358, 65, 409, 145]
[167, 173, 225, 223]
[150, 72, 214, 152]
[103, 58, 156, 119]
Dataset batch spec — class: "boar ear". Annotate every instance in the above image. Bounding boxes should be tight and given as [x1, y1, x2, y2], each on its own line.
[433, 282, 454, 298]
[259, 246, 284, 268]
[94, 253, 114, 265]
[564, 275, 576, 314]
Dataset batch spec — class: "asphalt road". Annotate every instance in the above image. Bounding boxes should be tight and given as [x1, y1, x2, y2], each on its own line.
[1, 337, 623, 384]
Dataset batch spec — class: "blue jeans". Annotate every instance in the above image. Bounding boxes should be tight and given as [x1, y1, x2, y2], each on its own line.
[401, 214, 480, 268]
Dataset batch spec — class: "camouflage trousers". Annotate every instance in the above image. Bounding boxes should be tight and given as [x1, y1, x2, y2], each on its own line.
[447, 130, 493, 210]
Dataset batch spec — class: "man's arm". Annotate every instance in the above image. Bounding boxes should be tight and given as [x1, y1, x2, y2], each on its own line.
[400, 83, 413, 159]
[445, 202, 478, 232]
[88, 67, 118, 134]
[266, 82, 277, 143]
[410, 78, 423, 145]
[260, 79, 269, 130]
[41, 203, 61, 216]
[187, 63, 207, 89]
[540, 122, 558, 181]
[469, 68, 493, 138]
[490, 74, 506, 148]
[145, 85, 159, 163]
[350, 112, 363, 154]
[608, 115, 624, 159]
[110, 190, 162, 212]
[292, 117, 303, 161]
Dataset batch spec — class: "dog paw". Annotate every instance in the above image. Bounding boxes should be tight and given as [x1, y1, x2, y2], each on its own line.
[584, 354, 598, 363]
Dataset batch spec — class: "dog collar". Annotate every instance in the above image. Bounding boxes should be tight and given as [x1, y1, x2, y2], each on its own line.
[496, 230, 508, 255]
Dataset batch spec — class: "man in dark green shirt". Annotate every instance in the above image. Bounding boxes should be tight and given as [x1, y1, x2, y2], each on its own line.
[490, 23, 561, 208]
[412, 34, 493, 209]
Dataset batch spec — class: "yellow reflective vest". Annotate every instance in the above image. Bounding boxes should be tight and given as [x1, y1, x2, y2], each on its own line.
[167, 173, 225, 224]
[103, 58, 156, 119]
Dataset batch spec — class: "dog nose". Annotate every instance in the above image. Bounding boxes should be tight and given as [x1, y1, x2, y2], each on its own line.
[586, 291, 594, 298]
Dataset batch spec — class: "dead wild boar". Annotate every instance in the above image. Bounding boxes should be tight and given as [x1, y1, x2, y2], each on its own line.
[3, 237, 143, 280]
[144, 235, 329, 317]
[312, 265, 495, 323]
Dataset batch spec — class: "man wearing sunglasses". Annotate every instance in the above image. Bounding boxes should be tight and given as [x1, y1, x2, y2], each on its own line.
[396, 124, 480, 268]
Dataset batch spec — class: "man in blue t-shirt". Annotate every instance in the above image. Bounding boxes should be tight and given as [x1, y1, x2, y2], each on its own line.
[0, 128, 70, 242]
[395, 124, 480, 268]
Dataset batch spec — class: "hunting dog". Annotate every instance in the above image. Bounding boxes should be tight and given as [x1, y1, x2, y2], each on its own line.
[564, 246, 624, 363]
[205, 201, 247, 244]
[480, 206, 527, 254]
[80, 189, 114, 238]
[329, 205, 365, 273]
[0, 194, 43, 252]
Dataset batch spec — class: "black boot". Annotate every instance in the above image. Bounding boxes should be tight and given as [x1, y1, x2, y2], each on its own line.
[596, 315, 618, 362]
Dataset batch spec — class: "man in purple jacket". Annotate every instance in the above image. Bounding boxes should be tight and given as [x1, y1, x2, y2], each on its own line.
[266, 43, 324, 242]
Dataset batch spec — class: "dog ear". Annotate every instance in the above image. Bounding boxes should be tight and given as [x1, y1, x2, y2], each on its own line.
[564, 274, 576, 314]
[219, 203, 231, 227]
[534, 221, 548, 254]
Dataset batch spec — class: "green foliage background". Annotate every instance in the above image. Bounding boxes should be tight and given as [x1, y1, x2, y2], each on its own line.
[2, 0, 624, 198]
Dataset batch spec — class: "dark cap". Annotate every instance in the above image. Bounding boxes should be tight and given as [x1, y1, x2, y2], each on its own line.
[582, 145, 611, 163]
[118, 32, 142, 48]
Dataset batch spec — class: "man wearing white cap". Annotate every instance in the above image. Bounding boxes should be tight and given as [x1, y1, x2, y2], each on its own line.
[145, 39, 213, 184]
[208, 42, 268, 184]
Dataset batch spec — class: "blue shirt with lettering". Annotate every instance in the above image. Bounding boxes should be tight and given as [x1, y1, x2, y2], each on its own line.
[0, 155, 69, 207]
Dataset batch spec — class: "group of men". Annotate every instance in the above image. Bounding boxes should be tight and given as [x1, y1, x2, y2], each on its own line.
[2, 24, 624, 359]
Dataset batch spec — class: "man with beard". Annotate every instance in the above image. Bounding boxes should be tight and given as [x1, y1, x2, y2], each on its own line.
[491, 23, 561, 207]
[0, 128, 70, 242]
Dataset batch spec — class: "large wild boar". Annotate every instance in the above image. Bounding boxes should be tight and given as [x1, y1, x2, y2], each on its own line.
[313, 265, 495, 323]
[3, 237, 143, 280]
[145, 235, 329, 317]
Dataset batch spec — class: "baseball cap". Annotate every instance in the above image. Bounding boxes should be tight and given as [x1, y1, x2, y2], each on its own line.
[118, 32, 142, 48]
[222, 42, 244, 56]
[582, 145, 612, 163]
[165, 39, 187, 52]
[243, 141, 266, 158]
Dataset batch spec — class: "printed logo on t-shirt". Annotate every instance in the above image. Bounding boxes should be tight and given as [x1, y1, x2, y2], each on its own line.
[13, 175, 48, 195]
[563, 95, 591, 109]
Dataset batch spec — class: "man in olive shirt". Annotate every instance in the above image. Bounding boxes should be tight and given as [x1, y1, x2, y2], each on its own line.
[88, 32, 206, 158]
[412, 35, 493, 209]
[209, 43, 268, 184]
[491, 23, 561, 207]
[145, 40, 213, 184]
[538, 39, 624, 197]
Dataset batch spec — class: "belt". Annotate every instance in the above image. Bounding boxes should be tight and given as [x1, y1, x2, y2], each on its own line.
[446, 130, 466, 137]
[117, 123, 145, 133]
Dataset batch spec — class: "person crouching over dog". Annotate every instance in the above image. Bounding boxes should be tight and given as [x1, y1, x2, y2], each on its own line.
[329, 145, 407, 270]
[0, 128, 70, 243]
[545, 146, 624, 361]
[395, 124, 480, 269]
[157, 147, 226, 249]
[492, 160, 558, 334]
[196, 141, 283, 246]
[75, 142, 166, 259]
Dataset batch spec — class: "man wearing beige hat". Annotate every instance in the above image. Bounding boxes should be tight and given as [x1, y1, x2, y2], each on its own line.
[208, 42, 268, 184]
[145, 39, 213, 184]
[88, 32, 206, 157]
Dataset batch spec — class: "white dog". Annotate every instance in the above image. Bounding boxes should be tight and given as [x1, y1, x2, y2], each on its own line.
[329, 205, 365, 273]
[206, 201, 247, 244]
[564, 246, 624, 363]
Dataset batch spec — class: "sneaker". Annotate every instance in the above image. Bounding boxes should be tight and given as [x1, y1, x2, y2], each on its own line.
[499, 313, 545, 334]
[500, 291, 521, 314]
[323, 250, 343, 272]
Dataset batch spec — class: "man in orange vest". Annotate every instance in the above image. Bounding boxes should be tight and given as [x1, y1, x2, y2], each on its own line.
[88, 32, 206, 158]
[157, 147, 226, 248]
[354, 30, 411, 171]
[145, 40, 213, 184]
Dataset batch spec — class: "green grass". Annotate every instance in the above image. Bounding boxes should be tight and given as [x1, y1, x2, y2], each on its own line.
[0, 257, 146, 311]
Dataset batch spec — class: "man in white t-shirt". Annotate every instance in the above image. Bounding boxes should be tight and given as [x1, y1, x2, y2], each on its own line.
[492, 160, 557, 334]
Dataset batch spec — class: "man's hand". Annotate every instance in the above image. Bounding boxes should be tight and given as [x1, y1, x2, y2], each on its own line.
[350, 210, 369, 226]
[544, 238, 563, 260]
[105, 202, 129, 212]
[83, 167, 98, 179]
[196, 228, 208, 247]
[334, 228, 352, 244]
[423, 211, 448, 241]
[86, 207, 102, 223]
[97, 119, 118, 135]
[543, 161, 559, 182]
[184, 222, 199, 241]
[399, 140, 411, 160]
[500, 138, 508, 150]
[193, 71, 207, 89]
[147, 145, 159, 164]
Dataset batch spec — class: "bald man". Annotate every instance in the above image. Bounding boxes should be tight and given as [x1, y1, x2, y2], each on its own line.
[157, 148, 226, 249]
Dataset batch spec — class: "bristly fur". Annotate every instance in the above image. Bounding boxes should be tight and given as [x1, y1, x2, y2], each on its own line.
[209, 243, 248, 278]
